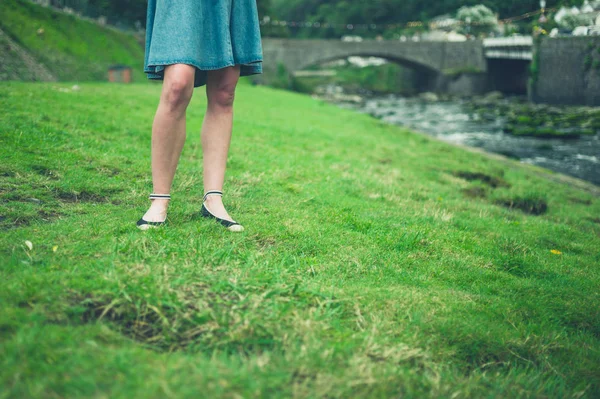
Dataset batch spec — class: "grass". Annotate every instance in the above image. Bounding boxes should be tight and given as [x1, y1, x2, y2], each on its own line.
[1, 80, 600, 398]
[0, 0, 145, 83]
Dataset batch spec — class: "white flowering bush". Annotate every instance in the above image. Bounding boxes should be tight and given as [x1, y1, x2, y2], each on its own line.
[456, 5, 499, 37]
[556, 11, 593, 31]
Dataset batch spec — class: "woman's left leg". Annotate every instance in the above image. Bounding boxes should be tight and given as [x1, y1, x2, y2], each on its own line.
[200, 65, 241, 222]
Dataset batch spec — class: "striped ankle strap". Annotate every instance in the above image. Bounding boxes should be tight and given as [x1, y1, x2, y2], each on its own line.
[149, 193, 171, 200]
[203, 190, 223, 202]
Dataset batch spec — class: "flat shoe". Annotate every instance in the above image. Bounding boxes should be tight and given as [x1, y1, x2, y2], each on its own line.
[201, 190, 244, 232]
[137, 193, 170, 230]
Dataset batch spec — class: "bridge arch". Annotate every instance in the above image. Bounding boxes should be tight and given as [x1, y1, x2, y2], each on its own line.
[296, 52, 440, 77]
[293, 51, 442, 93]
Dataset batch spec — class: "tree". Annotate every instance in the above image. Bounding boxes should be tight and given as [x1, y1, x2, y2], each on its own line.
[456, 5, 499, 37]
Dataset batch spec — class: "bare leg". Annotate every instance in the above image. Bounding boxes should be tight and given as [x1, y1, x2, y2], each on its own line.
[143, 64, 195, 222]
[201, 65, 241, 222]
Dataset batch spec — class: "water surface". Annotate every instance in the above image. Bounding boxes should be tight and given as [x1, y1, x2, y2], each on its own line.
[339, 95, 600, 186]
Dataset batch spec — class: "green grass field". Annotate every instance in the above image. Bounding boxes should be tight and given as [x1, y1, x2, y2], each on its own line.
[1, 80, 599, 398]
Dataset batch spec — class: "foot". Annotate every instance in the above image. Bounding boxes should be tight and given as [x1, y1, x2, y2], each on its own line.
[203, 195, 234, 223]
[142, 199, 169, 223]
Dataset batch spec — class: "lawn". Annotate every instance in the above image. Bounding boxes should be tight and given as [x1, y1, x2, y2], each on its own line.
[1, 80, 599, 398]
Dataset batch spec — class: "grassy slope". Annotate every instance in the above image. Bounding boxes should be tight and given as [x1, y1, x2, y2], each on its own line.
[0, 0, 145, 83]
[0, 80, 599, 398]
[0, 31, 37, 81]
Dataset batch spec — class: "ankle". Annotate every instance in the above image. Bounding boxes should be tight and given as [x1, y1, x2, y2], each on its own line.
[149, 198, 169, 211]
[204, 195, 222, 204]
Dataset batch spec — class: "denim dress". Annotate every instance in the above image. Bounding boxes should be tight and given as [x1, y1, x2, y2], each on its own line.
[144, 0, 263, 88]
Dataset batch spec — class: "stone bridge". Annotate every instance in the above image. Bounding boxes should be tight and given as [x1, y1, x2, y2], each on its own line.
[260, 38, 488, 79]
[256, 37, 600, 105]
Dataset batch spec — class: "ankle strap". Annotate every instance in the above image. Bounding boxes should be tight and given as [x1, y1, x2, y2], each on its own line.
[203, 190, 223, 202]
[149, 193, 171, 200]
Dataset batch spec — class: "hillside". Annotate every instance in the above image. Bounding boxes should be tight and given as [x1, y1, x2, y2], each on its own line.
[1, 80, 599, 397]
[0, 0, 146, 84]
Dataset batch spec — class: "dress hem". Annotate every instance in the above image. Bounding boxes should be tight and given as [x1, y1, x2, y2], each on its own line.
[144, 57, 263, 88]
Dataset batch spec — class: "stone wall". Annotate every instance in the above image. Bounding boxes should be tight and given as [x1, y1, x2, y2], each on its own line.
[531, 37, 600, 106]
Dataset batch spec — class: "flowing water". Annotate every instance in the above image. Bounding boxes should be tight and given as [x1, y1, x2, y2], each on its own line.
[336, 94, 600, 186]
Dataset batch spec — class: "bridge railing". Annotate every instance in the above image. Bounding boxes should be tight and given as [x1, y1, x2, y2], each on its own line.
[483, 36, 533, 47]
[483, 36, 533, 61]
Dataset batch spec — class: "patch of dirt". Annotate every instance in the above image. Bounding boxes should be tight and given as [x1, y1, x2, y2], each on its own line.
[38, 210, 61, 222]
[291, 370, 318, 385]
[54, 188, 121, 204]
[31, 165, 61, 180]
[61, 283, 344, 353]
[462, 186, 487, 199]
[453, 171, 510, 189]
[496, 196, 548, 216]
[0, 209, 62, 230]
[0, 215, 31, 230]
[251, 234, 277, 250]
[64, 284, 239, 352]
[569, 197, 592, 205]
[60, 283, 341, 353]
[100, 167, 121, 177]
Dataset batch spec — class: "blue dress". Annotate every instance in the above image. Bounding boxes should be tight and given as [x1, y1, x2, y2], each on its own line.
[144, 0, 263, 88]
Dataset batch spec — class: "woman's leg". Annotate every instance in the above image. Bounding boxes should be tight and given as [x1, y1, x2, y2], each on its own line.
[143, 64, 195, 222]
[201, 65, 241, 222]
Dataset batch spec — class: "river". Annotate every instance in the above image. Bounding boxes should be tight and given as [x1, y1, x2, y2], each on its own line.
[333, 94, 600, 186]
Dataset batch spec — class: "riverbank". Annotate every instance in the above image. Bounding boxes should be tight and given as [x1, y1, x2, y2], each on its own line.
[312, 86, 600, 186]
[1, 81, 599, 397]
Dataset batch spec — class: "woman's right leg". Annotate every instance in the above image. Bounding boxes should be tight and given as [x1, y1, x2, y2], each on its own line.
[142, 64, 195, 222]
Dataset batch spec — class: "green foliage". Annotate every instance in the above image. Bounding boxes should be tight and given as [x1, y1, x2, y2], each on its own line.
[528, 35, 542, 92]
[269, 0, 582, 39]
[291, 63, 417, 95]
[583, 42, 600, 75]
[24, 0, 269, 30]
[335, 63, 411, 93]
[443, 66, 485, 77]
[270, 62, 292, 89]
[584, 54, 593, 71]
[1, 80, 600, 398]
[491, 97, 600, 138]
[27, 0, 586, 37]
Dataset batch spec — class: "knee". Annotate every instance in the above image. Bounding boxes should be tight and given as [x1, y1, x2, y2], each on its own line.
[208, 82, 236, 109]
[162, 78, 193, 112]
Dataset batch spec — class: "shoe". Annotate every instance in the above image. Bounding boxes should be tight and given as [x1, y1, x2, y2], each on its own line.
[137, 193, 170, 230]
[201, 190, 244, 232]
